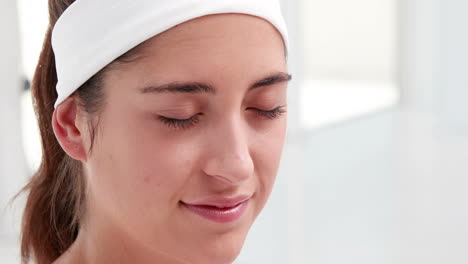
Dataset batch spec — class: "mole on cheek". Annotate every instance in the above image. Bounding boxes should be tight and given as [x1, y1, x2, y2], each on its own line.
[143, 176, 151, 184]
[143, 175, 163, 188]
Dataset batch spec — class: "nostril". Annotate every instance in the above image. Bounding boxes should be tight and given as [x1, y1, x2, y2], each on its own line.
[202, 149, 254, 185]
[211, 174, 240, 185]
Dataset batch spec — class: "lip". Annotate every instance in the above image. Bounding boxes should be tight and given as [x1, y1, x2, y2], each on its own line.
[181, 195, 251, 223]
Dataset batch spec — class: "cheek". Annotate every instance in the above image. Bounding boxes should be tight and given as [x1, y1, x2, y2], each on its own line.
[251, 117, 287, 200]
[254, 116, 287, 163]
[86, 111, 196, 223]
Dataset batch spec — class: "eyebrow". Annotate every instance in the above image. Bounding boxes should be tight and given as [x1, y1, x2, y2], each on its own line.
[139, 72, 292, 95]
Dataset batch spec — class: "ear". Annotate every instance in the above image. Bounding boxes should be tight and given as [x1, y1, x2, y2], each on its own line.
[52, 97, 89, 162]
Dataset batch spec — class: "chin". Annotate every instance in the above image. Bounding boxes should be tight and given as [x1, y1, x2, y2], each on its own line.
[196, 247, 243, 264]
[189, 231, 248, 264]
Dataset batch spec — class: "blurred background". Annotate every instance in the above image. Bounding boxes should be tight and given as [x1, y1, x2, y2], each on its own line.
[1, 0, 467, 263]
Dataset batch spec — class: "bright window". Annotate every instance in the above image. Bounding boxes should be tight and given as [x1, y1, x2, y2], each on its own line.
[298, 0, 399, 129]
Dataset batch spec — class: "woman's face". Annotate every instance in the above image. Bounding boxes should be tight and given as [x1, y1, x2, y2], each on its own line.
[83, 14, 289, 264]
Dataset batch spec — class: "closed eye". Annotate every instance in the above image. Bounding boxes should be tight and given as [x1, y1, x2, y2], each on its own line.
[157, 114, 201, 130]
[157, 105, 286, 130]
[248, 105, 287, 120]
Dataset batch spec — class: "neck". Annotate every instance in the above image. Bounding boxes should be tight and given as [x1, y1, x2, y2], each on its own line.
[54, 213, 189, 264]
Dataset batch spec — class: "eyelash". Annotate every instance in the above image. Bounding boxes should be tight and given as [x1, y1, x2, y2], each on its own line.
[252, 105, 287, 120]
[158, 114, 201, 130]
[157, 105, 286, 130]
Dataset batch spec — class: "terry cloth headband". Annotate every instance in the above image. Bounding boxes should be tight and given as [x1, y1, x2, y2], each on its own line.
[51, 0, 289, 108]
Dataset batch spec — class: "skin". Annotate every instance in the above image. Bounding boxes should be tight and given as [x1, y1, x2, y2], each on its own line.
[53, 14, 289, 264]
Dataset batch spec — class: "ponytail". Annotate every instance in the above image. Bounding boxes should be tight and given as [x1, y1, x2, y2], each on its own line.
[20, 23, 85, 263]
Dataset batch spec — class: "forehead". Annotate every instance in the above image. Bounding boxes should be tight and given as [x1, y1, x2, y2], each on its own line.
[127, 13, 286, 67]
[156, 14, 285, 48]
[105, 14, 287, 95]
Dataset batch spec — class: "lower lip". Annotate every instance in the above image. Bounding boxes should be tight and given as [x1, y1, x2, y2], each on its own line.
[181, 200, 249, 223]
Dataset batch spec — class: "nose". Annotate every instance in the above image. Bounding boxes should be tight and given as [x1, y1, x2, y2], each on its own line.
[202, 117, 254, 186]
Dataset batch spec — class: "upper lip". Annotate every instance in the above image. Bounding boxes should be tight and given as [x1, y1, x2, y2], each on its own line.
[182, 194, 252, 208]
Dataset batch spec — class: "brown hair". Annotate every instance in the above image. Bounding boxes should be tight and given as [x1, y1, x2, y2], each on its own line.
[20, 1, 142, 263]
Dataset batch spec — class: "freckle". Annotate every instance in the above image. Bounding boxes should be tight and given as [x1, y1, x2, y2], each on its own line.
[143, 176, 151, 184]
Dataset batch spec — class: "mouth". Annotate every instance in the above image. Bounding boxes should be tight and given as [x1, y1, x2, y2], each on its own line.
[180, 195, 252, 223]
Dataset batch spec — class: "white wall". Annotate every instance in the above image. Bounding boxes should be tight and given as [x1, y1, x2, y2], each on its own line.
[0, 0, 27, 241]
[437, 0, 468, 132]
[396, 0, 468, 263]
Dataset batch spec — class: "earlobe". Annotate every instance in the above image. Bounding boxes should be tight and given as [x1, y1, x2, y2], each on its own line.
[52, 97, 88, 162]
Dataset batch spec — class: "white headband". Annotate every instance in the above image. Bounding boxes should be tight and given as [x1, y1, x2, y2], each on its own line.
[51, 0, 289, 108]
